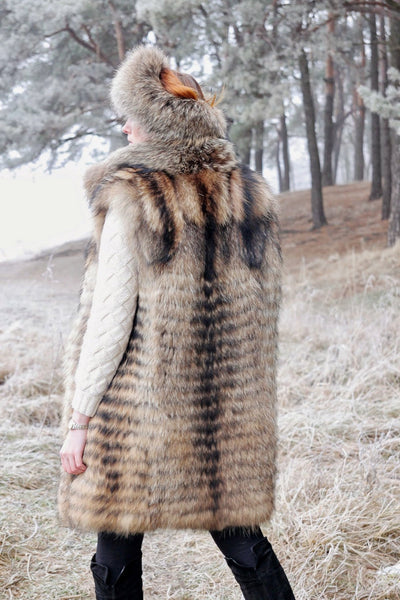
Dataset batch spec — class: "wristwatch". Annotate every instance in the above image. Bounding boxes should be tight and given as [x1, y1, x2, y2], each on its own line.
[68, 418, 89, 431]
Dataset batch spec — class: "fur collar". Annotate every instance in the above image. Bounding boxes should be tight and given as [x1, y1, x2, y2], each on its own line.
[83, 138, 237, 200]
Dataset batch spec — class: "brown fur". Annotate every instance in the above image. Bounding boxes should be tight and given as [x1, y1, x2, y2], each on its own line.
[110, 46, 226, 143]
[58, 47, 281, 534]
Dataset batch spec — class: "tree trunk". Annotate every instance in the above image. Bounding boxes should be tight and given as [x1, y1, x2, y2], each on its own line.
[388, 8, 400, 245]
[239, 126, 252, 166]
[388, 136, 400, 245]
[276, 138, 283, 192]
[381, 121, 392, 215]
[108, 0, 126, 61]
[353, 19, 366, 182]
[298, 49, 327, 228]
[272, 0, 290, 190]
[333, 67, 345, 184]
[369, 11, 383, 200]
[254, 120, 264, 174]
[379, 15, 392, 220]
[353, 88, 365, 181]
[280, 111, 290, 191]
[322, 15, 335, 187]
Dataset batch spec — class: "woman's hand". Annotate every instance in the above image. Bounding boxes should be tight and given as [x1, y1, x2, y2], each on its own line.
[60, 410, 90, 475]
[60, 429, 88, 475]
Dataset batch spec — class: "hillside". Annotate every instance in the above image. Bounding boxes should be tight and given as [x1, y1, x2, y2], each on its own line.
[0, 182, 399, 600]
[280, 181, 387, 265]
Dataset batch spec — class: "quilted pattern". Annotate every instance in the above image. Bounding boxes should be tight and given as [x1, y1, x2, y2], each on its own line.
[72, 207, 138, 416]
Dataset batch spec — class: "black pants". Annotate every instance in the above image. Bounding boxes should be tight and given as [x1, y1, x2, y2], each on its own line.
[97, 526, 266, 584]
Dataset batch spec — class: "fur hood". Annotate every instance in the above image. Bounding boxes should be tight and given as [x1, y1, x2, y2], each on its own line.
[110, 45, 227, 143]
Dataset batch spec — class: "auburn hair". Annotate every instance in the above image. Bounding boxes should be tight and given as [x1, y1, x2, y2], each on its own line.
[160, 67, 217, 106]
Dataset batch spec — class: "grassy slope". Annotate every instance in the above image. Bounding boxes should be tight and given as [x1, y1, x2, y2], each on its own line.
[0, 182, 399, 599]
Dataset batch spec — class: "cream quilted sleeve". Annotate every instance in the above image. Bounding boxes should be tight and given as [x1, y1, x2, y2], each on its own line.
[71, 205, 138, 417]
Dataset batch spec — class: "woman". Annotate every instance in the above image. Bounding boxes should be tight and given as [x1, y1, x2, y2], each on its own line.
[58, 45, 295, 600]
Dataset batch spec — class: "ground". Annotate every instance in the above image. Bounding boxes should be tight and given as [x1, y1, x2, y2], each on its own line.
[0, 181, 399, 599]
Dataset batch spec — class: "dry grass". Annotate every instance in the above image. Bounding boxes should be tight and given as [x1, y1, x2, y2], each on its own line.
[0, 184, 399, 598]
[274, 243, 400, 600]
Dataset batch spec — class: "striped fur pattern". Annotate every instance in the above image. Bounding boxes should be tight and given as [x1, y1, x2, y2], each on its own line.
[58, 139, 281, 534]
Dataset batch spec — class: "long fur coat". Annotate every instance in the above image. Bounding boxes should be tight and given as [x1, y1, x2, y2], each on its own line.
[58, 46, 282, 535]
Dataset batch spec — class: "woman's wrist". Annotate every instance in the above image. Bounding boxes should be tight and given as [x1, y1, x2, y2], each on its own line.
[72, 410, 91, 425]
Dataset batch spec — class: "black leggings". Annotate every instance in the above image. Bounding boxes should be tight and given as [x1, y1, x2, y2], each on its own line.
[96, 526, 264, 584]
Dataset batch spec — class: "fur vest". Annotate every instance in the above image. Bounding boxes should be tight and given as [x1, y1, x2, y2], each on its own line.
[58, 46, 281, 535]
[58, 138, 281, 534]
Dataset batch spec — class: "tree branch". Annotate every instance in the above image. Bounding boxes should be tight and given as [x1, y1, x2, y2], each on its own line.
[45, 27, 70, 38]
[46, 20, 114, 67]
[343, 0, 400, 19]
[81, 24, 114, 66]
[59, 130, 98, 144]
[232, 23, 243, 46]
[64, 23, 95, 53]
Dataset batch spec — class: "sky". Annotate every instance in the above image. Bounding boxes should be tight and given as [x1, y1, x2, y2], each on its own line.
[0, 163, 91, 262]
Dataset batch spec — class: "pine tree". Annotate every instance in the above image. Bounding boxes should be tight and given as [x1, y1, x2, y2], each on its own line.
[0, 0, 149, 168]
[379, 14, 392, 220]
[352, 16, 367, 182]
[387, 4, 400, 245]
[360, 2, 400, 245]
[299, 48, 327, 228]
[322, 13, 335, 187]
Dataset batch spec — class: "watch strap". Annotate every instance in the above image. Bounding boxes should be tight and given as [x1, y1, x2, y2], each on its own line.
[68, 418, 89, 430]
